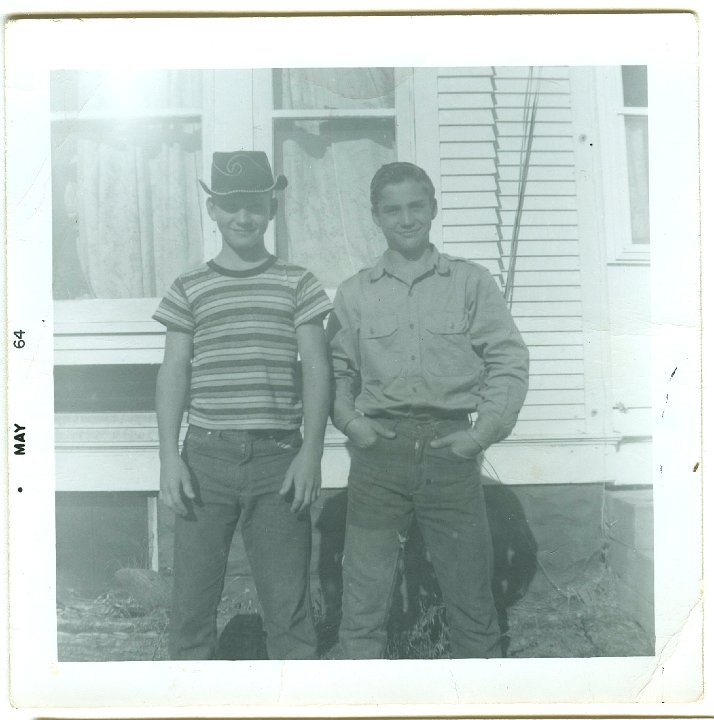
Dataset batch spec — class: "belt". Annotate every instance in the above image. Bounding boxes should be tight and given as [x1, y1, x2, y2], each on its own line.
[367, 409, 470, 423]
[188, 425, 297, 439]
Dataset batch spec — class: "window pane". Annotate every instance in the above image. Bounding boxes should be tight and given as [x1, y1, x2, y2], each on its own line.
[621, 65, 648, 107]
[51, 71, 205, 300]
[274, 118, 396, 287]
[51, 69, 203, 115]
[624, 115, 650, 244]
[273, 68, 395, 110]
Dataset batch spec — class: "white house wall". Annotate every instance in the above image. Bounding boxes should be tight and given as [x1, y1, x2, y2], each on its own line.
[435, 66, 586, 440]
[430, 65, 651, 486]
[54, 67, 652, 490]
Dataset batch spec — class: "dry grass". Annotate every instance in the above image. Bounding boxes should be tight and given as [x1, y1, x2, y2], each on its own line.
[57, 590, 170, 661]
[56, 565, 653, 662]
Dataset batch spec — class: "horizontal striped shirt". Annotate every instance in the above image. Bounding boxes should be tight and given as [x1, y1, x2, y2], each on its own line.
[153, 256, 332, 430]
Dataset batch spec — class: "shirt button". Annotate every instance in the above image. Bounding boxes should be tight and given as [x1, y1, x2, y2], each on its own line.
[411, 355, 416, 361]
[409, 322, 415, 329]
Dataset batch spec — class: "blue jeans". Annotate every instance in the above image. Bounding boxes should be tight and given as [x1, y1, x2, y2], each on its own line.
[169, 426, 317, 660]
[339, 417, 502, 659]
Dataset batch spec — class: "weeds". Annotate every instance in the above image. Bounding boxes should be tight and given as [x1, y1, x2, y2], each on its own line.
[57, 564, 654, 661]
[386, 596, 450, 660]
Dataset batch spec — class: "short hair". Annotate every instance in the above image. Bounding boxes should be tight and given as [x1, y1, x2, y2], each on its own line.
[370, 162, 436, 210]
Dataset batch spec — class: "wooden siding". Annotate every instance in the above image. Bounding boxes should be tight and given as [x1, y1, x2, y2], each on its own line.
[437, 66, 584, 436]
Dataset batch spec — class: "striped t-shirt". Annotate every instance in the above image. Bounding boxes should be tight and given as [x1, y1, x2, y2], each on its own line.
[153, 256, 332, 430]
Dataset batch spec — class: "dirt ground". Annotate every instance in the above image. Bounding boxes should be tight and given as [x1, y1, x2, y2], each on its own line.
[56, 564, 654, 662]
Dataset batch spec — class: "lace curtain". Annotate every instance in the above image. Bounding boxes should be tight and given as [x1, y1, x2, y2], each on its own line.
[275, 69, 397, 288]
[275, 68, 395, 110]
[52, 71, 204, 299]
[74, 123, 203, 298]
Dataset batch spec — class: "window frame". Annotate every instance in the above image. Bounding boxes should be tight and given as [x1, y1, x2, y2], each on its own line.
[594, 65, 651, 265]
[52, 68, 421, 362]
[51, 70, 252, 364]
[252, 67, 417, 288]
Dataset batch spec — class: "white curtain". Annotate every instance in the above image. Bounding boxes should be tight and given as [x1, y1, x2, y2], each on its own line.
[275, 69, 397, 288]
[276, 68, 395, 110]
[624, 116, 650, 245]
[75, 123, 203, 298]
[54, 70, 204, 299]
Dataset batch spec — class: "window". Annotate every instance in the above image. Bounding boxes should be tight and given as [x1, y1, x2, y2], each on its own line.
[595, 65, 650, 263]
[50, 70, 213, 365]
[621, 66, 649, 246]
[51, 70, 205, 301]
[254, 68, 415, 289]
[51, 68, 416, 364]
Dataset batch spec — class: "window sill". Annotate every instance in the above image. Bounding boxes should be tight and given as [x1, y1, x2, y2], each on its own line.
[606, 247, 651, 266]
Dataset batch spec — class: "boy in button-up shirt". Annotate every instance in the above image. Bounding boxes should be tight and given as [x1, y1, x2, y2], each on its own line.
[327, 162, 529, 659]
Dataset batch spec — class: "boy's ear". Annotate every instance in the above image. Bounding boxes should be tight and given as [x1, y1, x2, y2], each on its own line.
[431, 198, 438, 220]
[269, 197, 278, 220]
[206, 197, 217, 220]
[371, 207, 383, 230]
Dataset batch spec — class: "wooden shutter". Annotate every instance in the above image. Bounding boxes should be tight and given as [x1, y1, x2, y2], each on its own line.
[437, 66, 585, 437]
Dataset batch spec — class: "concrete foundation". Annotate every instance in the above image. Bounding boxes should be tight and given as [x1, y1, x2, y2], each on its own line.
[603, 487, 654, 635]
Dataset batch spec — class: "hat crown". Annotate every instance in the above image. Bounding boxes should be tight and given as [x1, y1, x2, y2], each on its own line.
[202, 150, 287, 195]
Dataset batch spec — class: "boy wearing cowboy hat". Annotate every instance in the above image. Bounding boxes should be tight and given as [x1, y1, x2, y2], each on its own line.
[154, 151, 332, 660]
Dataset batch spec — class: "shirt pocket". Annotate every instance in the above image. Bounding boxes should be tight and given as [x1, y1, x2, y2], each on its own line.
[423, 311, 475, 376]
[361, 314, 403, 382]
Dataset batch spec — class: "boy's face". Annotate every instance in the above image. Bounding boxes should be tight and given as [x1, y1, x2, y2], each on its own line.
[207, 192, 276, 253]
[371, 179, 437, 259]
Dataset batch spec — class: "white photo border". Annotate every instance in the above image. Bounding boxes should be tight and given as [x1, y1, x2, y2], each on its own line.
[5, 11, 704, 715]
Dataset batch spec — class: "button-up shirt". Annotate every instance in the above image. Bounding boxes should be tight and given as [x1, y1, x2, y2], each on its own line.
[327, 245, 529, 451]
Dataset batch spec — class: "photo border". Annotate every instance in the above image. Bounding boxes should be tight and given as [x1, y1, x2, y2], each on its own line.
[3, 7, 706, 717]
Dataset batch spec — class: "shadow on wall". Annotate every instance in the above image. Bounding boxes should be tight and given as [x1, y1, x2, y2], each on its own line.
[312, 482, 538, 657]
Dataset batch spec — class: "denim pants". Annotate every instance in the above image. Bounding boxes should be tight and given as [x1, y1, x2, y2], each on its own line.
[339, 417, 502, 659]
[169, 426, 317, 660]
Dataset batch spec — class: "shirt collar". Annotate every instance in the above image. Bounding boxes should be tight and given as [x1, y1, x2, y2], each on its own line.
[369, 244, 451, 281]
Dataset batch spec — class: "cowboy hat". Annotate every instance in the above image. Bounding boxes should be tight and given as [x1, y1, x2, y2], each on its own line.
[199, 150, 288, 195]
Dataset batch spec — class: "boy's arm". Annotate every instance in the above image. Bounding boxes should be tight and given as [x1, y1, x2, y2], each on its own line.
[327, 289, 395, 448]
[431, 269, 529, 457]
[156, 330, 194, 516]
[326, 289, 361, 433]
[280, 316, 330, 513]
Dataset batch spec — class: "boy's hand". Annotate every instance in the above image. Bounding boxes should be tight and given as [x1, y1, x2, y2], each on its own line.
[280, 446, 322, 513]
[430, 431, 483, 459]
[344, 416, 396, 449]
[160, 454, 194, 516]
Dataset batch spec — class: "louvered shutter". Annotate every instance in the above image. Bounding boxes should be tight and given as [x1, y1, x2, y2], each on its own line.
[437, 66, 585, 437]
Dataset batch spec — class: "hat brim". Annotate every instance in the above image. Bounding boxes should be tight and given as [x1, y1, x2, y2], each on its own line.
[199, 174, 288, 195]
